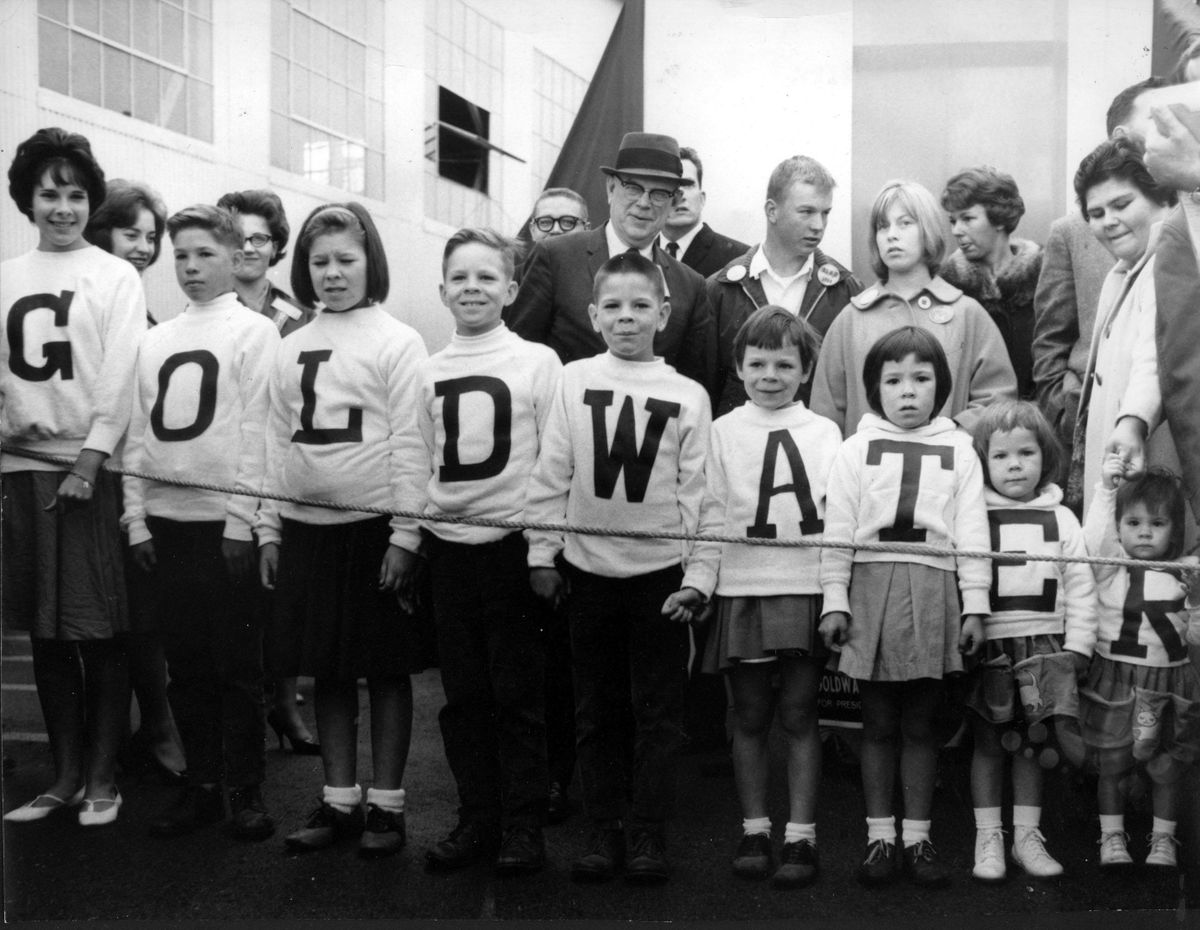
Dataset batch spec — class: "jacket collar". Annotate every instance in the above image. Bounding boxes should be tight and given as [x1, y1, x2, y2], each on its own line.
[851, 275, 961, 310]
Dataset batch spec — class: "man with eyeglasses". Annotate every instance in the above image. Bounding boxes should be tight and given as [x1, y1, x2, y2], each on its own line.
[506, 132, 713, 388]
[659, 147, 749, 278]
[529, 188, 590, 243]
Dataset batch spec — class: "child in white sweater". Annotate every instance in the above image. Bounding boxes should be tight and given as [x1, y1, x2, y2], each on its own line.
[525, 252, 711, 884]
[2, 128, 145, 828]
[123, 204, 279, 842]
[664, 306, 840, 888]
[965, 400, 1097, 882]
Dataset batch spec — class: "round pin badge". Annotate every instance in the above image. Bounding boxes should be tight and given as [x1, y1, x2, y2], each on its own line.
[929, 305, 953, 324]
[817, 264, 840, 287]
[726, 265, 747, 282]
[916, 295, 932, 310]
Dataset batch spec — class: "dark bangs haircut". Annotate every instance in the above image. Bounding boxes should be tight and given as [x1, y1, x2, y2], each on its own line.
[863, 325, 952, 418]
[591, 251, 666, 305]
[732, 304, 819, 372]
[291, 201, 390, 308]
[8, 127, 107, 219]
[970, 399, 1064, 489]
[941, 165, 1025, 233]
[1074, 136, 1177, 221]
[1115, 468, 1187, 561]
[216, 189, 291, 265]
[85, 179, 169, 266]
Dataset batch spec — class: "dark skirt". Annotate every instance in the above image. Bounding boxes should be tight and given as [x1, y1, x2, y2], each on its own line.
[267, 516, 427, 680]
[962, 634, 1078, 726]
[1, 470, 128, 639]
[702, 594, 826, 673]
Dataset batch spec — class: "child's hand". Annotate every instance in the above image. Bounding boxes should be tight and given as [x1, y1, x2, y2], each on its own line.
[958, 614, 986, 657]
[221, 538, 255, 579]
[1182, 565, 1200, 603]
[531, 568, 567, 609]
[1104, 417, 1147, 481]
[130, 540, 156, 573]
[661, 587, 706, 624]
[1068, 649, 1092, 682]
[259, 542, 280, 591]
[818, 611, 849, 649]
[380, 544, 415, 593]
[1100, 452, 1127, 490]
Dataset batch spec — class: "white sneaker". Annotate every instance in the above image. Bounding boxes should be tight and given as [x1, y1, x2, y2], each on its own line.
[1012, 828, 1063, 878]
[1098, 831, 1133, 868]
[1145, 832, 1179, 869]
[972, 828, 1006, 882]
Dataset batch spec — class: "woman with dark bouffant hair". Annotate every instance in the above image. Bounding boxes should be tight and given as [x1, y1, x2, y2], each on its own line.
[1, 128, 146, 827]
[941, 166, 1043, 400]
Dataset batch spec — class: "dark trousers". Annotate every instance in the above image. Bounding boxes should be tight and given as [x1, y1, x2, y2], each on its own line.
[428, 532, 548, 829]
[148, 518, 265, 788]
[541, 597, 577, 788]
[566, 562, 689, 827]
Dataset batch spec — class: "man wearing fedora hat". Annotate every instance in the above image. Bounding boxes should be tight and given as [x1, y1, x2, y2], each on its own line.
[506, 132, 713, 388]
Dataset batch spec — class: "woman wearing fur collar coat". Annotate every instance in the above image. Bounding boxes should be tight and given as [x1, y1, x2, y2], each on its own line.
[941, 167, 1043, 399]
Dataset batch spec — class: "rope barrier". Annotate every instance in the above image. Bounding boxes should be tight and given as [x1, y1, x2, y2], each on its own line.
[3, 445, 1196, 574]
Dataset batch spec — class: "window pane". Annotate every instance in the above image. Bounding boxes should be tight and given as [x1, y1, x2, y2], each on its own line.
[270, 112, 288, 168]
[161, 69, 187, 134]
[329, 33, 347, 87]
[271, 53, 288, 114]
[188, 0, 212, 18]
[101, 0, 130, 44]
[291, 64, 309, 118]
[133, 57, 158, 122]
[187, 78, 212, 142]
[366, 149, 384, 200]
[39, 0, 68, 24]
[329, 83, 347, 135]
[160, 3, 184, 67]
[70, 31, 102, 105]
[348, 41, 364, 91]
[366, 99, 383, 150]
[347, 89, 364, 138]
[74, 0, 99, 33]
[309, 22, 326, 70]
[328, 0, 346, 36]
[366, 0, 383, 48]
[289, 120, 308, 174]
[132, 0, 159, 57]
[103, 46, 132, 115]
[189, 16, 212, 82]
[366, 47, 382, 98]
[38, 19, 70, 93]
[310, 74, 328, 128]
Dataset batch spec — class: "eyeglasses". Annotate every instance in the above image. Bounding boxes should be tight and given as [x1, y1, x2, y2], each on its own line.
[532, 215, 583, 233]
[614, 174, 680, 207]
[242, 234, 272, 248]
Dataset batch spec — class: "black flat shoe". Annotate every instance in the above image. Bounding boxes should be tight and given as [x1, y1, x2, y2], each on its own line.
[266, 709, 321, 755]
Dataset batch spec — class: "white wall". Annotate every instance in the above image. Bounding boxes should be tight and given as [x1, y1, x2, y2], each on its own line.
[644, 0, 855, 258]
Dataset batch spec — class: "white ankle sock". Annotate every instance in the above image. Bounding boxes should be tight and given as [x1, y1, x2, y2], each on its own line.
[367, 787, 405, 813]
[1152, 817, 1176, 837]
[742, 816, 771, 836]
[1012, 805, 1040, 831]
[866, 816, 896, 843]
[784, 822, 815, 844]
[323, 784, 362, 814]
[901, 819, 931, 847]
[1099, 814, 1124, 835]
[974, 807, 1002, 831]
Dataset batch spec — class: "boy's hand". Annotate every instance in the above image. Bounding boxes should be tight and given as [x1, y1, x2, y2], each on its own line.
[222, 538, 255, 579]
[131, 540, 156, 573]
[380, 544, 415, 594]
[958, 614, 986, 657]
[259, 542, 280, 591]
[1068, 649, 1092, 682]
[818, 611, 849, 649]
[531, 568, 567, 609]
[661, 587, 706, 624]
[1100, 451, 1127, 490]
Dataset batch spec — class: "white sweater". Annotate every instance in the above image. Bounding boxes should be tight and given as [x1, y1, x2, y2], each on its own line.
[122, 292, 278, 543]
[820, 414, 991, 617]
[682, 401, 841, 598]
[982, 484, 1096, 655]
[256, 304, 428, 552]
[418, 324, 561, 544]
[1083, 484, 1199, 667]
[525, 352, 711, 577]
[0, 246, 146, 470]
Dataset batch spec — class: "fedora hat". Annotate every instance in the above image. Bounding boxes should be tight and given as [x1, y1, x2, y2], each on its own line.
[600, 132, 693, 184]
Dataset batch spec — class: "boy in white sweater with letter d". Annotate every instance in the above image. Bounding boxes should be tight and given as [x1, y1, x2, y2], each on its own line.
[525, 252, 711, 884]
[123, 204, 278, 842]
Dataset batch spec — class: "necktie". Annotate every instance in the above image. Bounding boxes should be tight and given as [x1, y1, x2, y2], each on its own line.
[666, 241, 679, 258]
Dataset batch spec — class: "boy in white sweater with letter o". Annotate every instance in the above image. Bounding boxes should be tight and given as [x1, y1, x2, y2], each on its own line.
[123, 204, 278, 842]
